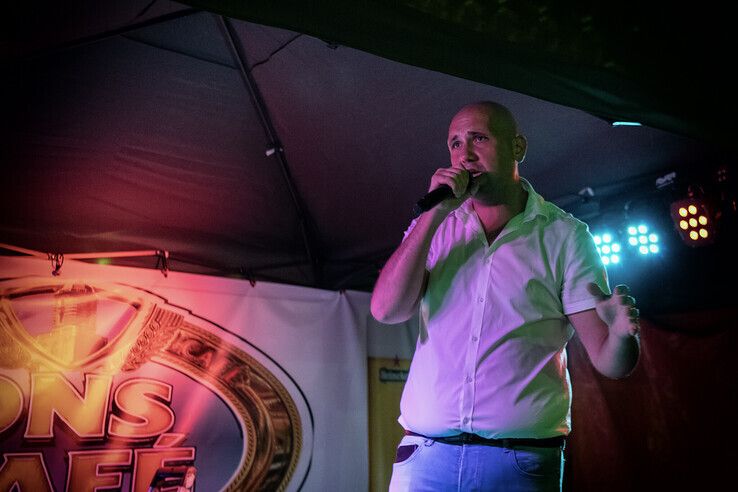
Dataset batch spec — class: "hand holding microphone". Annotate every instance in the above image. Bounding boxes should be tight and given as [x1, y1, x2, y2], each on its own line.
[413, 168, 479, 217]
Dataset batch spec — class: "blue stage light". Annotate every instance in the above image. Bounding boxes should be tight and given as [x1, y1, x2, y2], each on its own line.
[593, 231, 622, 266]
[627, 223, 661, 256]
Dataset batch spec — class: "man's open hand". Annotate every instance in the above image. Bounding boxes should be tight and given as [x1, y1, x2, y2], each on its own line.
[587, 283, 640, 338]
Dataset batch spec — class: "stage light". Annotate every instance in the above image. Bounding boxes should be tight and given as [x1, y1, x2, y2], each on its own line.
[611, 121, 642, 127]
[626, 223, 660, 256]
[670, 198, 715, 246]
[593, 232, 622, 266]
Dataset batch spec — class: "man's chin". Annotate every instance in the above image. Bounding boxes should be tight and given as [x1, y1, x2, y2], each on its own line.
[470, 175, 489, 194]
[470, 190, 499, 205]
[470, 182, 504, 205]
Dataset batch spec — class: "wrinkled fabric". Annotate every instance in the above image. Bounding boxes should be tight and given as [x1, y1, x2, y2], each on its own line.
[399, 179, 609, 439]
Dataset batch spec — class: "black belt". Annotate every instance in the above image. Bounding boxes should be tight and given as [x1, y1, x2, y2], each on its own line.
[405, 430, 565, 448]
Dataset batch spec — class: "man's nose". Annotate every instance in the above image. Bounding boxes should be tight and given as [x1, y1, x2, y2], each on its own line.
[463, 143, 478, 162]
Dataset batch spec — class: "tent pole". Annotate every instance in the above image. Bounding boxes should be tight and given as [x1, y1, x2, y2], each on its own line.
[217, 15, 323, 288]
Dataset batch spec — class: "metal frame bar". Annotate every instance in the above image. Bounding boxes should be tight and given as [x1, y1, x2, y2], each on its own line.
[217, 14, 323, 287]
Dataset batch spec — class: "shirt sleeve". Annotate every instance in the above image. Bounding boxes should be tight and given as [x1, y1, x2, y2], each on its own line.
[561, 221, 610, 315]
[401, 218, 436, 269]
[401, 218, 419, 242]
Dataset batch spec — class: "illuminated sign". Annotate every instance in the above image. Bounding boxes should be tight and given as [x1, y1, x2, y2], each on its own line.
[0, 278, 311, 491]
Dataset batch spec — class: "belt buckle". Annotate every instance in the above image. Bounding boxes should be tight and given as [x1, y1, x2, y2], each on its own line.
[461, 433, 479, 444]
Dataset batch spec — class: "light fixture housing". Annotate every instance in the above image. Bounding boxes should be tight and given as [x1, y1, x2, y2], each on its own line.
[670, 198, 715, 246]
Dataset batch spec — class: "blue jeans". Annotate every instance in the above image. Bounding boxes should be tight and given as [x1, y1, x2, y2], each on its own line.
[389, 434, 564, 491]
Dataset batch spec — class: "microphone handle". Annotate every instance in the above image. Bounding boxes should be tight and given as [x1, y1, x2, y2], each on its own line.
[412, 185, 453, 217]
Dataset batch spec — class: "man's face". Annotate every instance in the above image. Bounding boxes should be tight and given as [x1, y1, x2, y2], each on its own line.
[446, 105, 517, 198]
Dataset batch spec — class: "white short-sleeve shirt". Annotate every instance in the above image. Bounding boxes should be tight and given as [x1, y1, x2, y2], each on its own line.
[399, 178, 609, 439]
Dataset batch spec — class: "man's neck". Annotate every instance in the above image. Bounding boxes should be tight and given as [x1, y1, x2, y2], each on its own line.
[472, 183, 528, 242]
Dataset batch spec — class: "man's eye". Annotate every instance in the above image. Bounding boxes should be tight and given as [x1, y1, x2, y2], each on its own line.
[473, 135, 488, 142]
[450, 141, 461, 149]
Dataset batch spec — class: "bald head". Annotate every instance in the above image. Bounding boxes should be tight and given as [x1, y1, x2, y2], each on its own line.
[454, 101, 520, 142]
[449, 101, 526, 167]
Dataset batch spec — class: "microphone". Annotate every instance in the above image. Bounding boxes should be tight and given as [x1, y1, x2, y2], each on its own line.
[412, 186, 454, 217]
[412, 176, 478, 217]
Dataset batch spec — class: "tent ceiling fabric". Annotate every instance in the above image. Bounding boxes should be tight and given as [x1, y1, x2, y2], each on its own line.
[2, 1, 735, 310]
[182, 0, 734, 143]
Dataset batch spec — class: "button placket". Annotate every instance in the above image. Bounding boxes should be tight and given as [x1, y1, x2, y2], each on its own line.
[457, 219, 489, 434]
[460, 251, 489, 434]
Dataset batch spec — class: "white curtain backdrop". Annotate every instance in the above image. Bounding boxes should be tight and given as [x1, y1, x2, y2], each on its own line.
[0, 256, 373, 491]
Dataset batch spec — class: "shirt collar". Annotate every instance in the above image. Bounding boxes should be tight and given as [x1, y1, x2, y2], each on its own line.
[454, 177, 550, 223]
[519, 177, 551, 223]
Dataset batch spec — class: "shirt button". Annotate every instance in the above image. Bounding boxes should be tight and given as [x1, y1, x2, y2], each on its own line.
[466, 376, 472, 383]
[471, 335, 478, 342]
[478, 297, 484, 303]
[463, 417, 469, 424]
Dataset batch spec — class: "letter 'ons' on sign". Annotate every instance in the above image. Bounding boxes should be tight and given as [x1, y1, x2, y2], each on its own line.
[5, 374, 175, 441]
[0, 372, 193, 492]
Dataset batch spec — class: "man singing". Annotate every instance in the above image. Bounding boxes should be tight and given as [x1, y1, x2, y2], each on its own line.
[371, 101, 640, 491]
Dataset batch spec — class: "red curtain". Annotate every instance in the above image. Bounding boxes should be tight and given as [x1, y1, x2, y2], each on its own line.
[565, 308, 737, 490]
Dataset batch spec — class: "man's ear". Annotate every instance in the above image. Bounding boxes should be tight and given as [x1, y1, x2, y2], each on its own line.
[513, 134, 528, 163]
